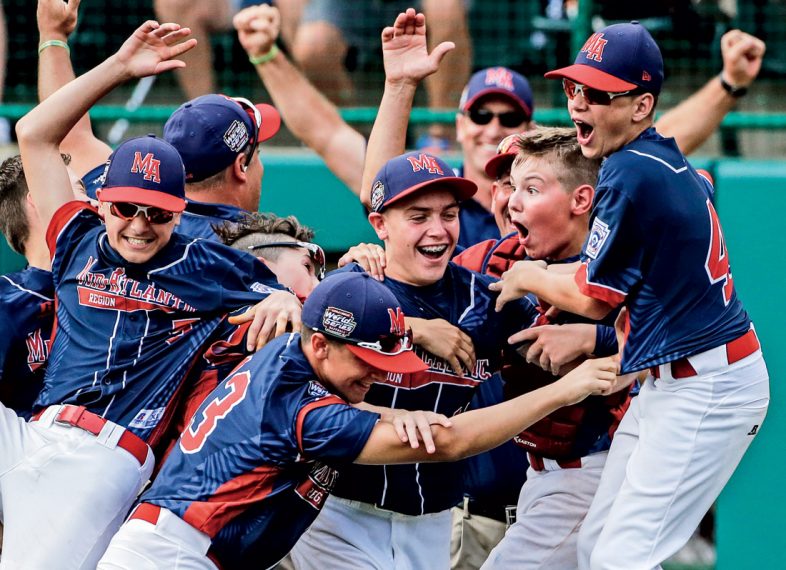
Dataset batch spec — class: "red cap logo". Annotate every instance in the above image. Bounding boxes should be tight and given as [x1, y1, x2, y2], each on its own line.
[387, 307, 406, 336]
[131, 152, 162, 183]
[484, 67, 514, 91]
[642, 70, 651, 81]
[407, 153, 444, 175]
[581, 33, 608, 63]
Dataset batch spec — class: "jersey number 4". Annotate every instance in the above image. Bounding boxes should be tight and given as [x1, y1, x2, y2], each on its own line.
[704, 200, 734, 306]
[180, 371, 251, 454]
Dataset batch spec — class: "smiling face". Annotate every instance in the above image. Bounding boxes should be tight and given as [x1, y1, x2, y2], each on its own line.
[369, 189, 460, 286]
[508, 155, 590, 261]
[98, 201, 179, 264]
[312, 335, 388, 404]
[457, 97, 532, 181]
[490, 169, 516, 235]
[569, 90, 655, 159]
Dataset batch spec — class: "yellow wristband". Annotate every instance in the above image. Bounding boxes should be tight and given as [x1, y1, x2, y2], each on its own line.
[38, 39, 70, 55]
[249, 44, 279, 66]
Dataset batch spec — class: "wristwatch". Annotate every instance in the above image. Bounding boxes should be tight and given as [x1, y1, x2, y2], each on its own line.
[719, 74, 748, 98]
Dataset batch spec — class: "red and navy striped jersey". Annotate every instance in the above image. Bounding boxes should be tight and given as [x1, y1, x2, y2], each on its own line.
[142, 333, 380, 569]
[36, 202, 283, 442]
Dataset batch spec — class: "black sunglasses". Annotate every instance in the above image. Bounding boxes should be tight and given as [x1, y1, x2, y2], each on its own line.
[109, 202, 175, 224]
[248, 240, 326, 280]
[562, 79, 643, 106]
[467, 108, 530, 128]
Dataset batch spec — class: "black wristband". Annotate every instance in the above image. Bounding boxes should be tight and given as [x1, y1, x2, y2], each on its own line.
[719, 74, 748, 98]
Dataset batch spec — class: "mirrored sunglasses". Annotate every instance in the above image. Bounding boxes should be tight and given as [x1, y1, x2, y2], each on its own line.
[562, 79, 641, 106]
[249, 240, 326, 280]
[355, 328, 415, 356]
[467, 108, 529, 128]
[109, 202, 175, 224]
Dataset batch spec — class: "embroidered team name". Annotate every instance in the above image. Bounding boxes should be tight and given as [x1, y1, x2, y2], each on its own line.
[484, 67, 514, 91]
[25, 329, 51, 372]
[382, 346, 491, 389]
[75, 256, 196, 313]
[407, 153, 443, 175]
[130, 152, 162, 183]
[581, 33, 608, 62]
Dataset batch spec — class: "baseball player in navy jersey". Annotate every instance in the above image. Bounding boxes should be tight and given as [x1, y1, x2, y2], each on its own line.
[494, 21, 770, 569]
[96, 272, 617, 570]
[8, 22, 301, 568]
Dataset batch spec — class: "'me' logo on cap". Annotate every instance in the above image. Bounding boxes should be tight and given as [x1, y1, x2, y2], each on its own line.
[131, 152, 161, 183]
[407, 154, 443, 175]
[387, 307, 405, 336]
[484, 67, 514, 91]
[581, 33, 608, 63]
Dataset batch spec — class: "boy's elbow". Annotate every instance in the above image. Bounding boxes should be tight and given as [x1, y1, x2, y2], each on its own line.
[430, 428, 473, 462]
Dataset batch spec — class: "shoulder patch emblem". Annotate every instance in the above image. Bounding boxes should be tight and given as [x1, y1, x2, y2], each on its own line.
[586, 217, 611, 259]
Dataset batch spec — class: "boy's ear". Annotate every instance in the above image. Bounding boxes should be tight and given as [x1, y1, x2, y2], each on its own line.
[367, 212, 389, 241]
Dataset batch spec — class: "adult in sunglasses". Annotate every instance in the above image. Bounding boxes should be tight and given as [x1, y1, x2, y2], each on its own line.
[493, 21, 769, 570]
[12, 21, 304, 568]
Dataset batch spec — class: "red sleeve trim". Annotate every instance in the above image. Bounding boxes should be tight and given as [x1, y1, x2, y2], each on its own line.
[575, 262, 625, 307]
[295, 395, 347, 456]
[45, 201, 98, 260]
[697, 169, 714, 186]
[452, 239, 495, 272]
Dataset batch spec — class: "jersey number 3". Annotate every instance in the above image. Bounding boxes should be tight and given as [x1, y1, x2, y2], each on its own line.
[180, 371, 251, 454]
[704, 200, 734, 306]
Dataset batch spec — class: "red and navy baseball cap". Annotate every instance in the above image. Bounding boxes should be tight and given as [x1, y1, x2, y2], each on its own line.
[544, 21, 663, 95]
[484, 133, 523, 179]
[370, 151, 477, 214]
[97, 134, 186, 212]
[303, 272, 427, 374]
[164, 94, 281, 182]
[459, 67, 534, 119]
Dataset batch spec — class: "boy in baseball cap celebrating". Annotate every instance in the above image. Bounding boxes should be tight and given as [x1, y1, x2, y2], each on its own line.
[494, 21, 770, 569]
[12, 20, 298, 568]
[98, 272, 617, 569]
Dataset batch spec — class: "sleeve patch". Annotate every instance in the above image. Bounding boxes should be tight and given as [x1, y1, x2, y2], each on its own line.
[586, 217, 611, 260]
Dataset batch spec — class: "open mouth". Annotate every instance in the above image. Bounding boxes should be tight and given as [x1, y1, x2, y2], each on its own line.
[574, 119, 594, 142]
[124, 235, 154, 248]
[513, 221, 529, 240]
[417, 244, 450, 260]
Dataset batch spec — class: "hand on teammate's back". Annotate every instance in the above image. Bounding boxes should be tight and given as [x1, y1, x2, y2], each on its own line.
[338, 243, 387, 281]
[228, 290, 303, 351]
[234, 3, 280, 60]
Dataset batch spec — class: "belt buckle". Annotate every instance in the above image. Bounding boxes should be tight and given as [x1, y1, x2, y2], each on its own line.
[504, 505, 517, 528]
[55, 405, 88, 427]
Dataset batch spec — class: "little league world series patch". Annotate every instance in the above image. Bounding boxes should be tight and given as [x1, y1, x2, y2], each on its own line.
[586, 217, 611, 259]
[322, 307, 357, 337]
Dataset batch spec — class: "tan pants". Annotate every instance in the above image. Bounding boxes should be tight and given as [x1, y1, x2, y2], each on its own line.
[450, 503, 507, 570]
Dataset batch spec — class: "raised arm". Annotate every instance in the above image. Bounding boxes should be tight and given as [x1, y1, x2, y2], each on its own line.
[17, 20, 196, 225]
[654, 30, 765, 155]
[355, 355, 617, 464]
[234, 4, 367, 196]
[37, 0, 112, 177]
[359, 8, 454, 207]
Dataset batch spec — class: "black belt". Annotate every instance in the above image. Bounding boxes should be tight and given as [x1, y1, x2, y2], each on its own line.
[465, 497, 514, 524]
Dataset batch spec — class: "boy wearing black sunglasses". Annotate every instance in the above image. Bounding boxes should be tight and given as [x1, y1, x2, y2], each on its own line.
[11, 21, 302, 567]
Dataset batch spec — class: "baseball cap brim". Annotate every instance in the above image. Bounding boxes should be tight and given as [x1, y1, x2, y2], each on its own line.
[462, 88, 533, 118]
[97, 187, 186, 212]
[484, 152, 516, 179]
[384, 177, 478, 210]
[544, 64, 637, 92]
[346, 344, 428, 374]
[255, 104, 281, 143]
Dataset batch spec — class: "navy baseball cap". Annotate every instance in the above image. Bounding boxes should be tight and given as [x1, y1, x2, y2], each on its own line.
[545, 21, 663, 95]
[370, 151, 477, 214]
[303, 272, 427, 373]
[97, 134, 186, 212]
[459, 67, 534, 119]
[164, 94, 282, 182]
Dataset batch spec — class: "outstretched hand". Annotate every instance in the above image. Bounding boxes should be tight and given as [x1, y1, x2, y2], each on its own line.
[234, 4, 280, 59]
[114, 21, 197, 79]
[38, 0, 81, 39]
[381, 8, 455, 86]
[721, 29, 766, 88]
[489, 259, 547, 312]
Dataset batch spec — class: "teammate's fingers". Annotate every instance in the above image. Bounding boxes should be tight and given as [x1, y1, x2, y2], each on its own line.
[404, 419, 420, 449]
[417, 418, 437, 454]
[166, 37, 197, 60]
[544, 306, 561, 320]
[525, 341, 543, 365]
[429, 41, 456, 68]
[447, 355, 463, 378]
[228, 308, 253, 326]
[430, 412, 452, 428]
[457, 346, 475, 376]
[508, 326, 539, 345]
[392, 417, 408, 443]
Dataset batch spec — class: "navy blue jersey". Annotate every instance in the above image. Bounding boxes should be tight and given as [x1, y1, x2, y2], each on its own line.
[142, 334, 379, 569]
[454, 165, 501, 249]
[332, 262, 539, 514]
[178, 199, 248, 241]
[0, 268, 55, 418]
[38, 202, 283, 443]
[577, 128, 751, 373]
